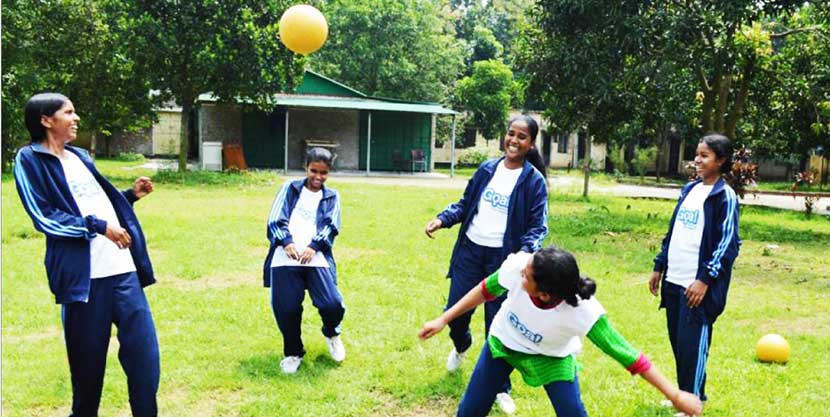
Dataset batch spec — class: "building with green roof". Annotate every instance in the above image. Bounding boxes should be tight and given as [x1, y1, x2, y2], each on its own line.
[196, 70, 458, 173]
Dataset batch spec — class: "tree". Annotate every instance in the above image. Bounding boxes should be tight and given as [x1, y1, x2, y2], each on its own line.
[131, 0, 304, 171]
[310, 0, 464, 102]
[743, 4, 830, 179]
[455, 60, 519, 141]
[2, 0, 157, 170]
[517, 0, 638, 196]
[655, 1, 819, 140]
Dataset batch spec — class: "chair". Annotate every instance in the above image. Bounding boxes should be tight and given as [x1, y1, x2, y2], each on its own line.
[392, 150, 409, 172]
[410, 149, 427, 172]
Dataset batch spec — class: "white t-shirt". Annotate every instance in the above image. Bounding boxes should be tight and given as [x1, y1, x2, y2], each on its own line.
[489, 252, 606, 357]
[59, 151, 136, 278]
[466, 161, 523, 247]
[666, 183, 713, 288]
[271, 186, 329, 268]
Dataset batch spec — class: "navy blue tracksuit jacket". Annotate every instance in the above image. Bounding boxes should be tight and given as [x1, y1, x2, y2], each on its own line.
[438, 157, 548, 279]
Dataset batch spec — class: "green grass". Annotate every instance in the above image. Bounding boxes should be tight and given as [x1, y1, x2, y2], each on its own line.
[3, 161, 830, 416]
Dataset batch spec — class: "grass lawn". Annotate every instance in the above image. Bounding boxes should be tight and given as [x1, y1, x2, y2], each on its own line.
[3, 160, 829, 416]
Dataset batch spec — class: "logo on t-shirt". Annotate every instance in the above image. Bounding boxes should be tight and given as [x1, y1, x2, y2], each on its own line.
[508, 311, 543, 344]
[482, 187, 510, 212]
[296, 206, 315, 221]
[676, 207, 700, 230]
[68, 178, 101, 199]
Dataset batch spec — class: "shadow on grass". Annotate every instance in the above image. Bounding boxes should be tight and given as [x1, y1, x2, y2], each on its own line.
[238, 352, 343, 381]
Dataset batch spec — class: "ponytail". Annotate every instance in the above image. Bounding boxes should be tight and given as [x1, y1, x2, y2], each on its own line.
[532, 246, 597, 307]
[526, 147, 547, 178]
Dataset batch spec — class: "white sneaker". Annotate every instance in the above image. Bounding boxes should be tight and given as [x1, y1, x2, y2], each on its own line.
[495, 392, 516, 414]
[280, 356, 302, 374]
[446, 347, 466, 372]
[325, 335, 346, 362]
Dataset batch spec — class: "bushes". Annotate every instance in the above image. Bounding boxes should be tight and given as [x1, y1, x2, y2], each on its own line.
[457, 146, 500, 166]
[115, 152, 146, 162]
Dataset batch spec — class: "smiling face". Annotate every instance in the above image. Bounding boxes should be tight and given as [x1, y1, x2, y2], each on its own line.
[503, 120, 534, 164]
[694, 141, 725, 184]
[42, 100, 80, 143]
[305, 160, 330, 192]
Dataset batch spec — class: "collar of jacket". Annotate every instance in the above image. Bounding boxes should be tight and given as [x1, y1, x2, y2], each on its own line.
[291, 177, 336, 200]
[30, 142, 89, 161]
[681, 177, 728, 199]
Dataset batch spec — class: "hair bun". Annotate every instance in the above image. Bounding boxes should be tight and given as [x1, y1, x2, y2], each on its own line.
[578, 276, 597, 299]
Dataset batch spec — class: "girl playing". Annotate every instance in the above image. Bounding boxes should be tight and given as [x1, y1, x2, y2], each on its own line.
[649, 133, 740, 409]
[423, 115, 548, 413]
[14, 93, 160, 417]
[263, 147, 344, 374]
[420, 246, 703, 417]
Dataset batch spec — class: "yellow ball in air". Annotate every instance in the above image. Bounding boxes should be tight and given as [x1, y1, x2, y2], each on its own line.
[279, 5, 329, 55]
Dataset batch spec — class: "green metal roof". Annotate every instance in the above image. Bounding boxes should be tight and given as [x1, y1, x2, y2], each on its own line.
[296, 70, 368, 97]
[197, 93, 459, 115]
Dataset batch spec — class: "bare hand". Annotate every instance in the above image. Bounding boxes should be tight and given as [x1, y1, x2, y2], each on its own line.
[105, 224, 132, 249]
[297, 247, 316, 264]
[424, 218, 443, 239]
[284, 243, 299, 260]
[685, 280, 708, 308]
[649, 271, 662, 296]
[671, 390, 703, 416]
[132, 177, 154, 199]
[418, 317, 447, 340]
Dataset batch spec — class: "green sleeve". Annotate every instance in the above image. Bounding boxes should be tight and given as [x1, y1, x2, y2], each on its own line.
[482, 269, 507, 299]
[586, 315, 640, 368]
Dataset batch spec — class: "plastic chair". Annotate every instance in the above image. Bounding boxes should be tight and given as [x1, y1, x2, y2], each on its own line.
[410, 149, 426, 172]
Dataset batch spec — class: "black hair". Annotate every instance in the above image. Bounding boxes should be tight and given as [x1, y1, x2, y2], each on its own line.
[24, 93, 70, 143]
[306, 147, 333, 168]
[531, 246, 596, 307]
[699, 133, 733, 174]
[507, 115, 547, 178]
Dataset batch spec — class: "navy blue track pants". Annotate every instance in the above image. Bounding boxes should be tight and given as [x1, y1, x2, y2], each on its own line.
[270, 266, 345, 357]
[456, 343, 588, 417]
[61, 271, 160, 417]
[446, 235, 509, 393]
[662, 281, 712, 401]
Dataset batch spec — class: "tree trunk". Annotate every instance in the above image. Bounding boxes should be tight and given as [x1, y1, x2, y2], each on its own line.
[716, 75, 731, 133]
[90, 131, 98, 160]
[178, 99, 193, 172]
[582, 129, 591, 198]
[655, 128, 663, 183]
[725, 56, 756, 140]
[701, 90, 715, 132]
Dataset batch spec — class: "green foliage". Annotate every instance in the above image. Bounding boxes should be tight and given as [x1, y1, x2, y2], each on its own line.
[310, 0, 464, 103]
[742, 4, 830, 161]
[456, 146, 499, 166]
[455, 59, 518, 141]
[115, 152, 146, 162]
[1, 0, 158, 171]
[607, 145, 628, 177]
[631, 145, 657, 183]
[131, 0, 304, 171]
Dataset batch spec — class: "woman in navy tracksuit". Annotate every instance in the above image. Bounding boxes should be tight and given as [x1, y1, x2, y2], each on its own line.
[649, 133, 740, 407]
[424, 115, 548, 413]
[14, 93, 159, 417]
[263, 148, 344, 374]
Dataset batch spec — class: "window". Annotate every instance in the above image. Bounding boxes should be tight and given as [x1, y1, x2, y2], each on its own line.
[557, 133, 569, 154]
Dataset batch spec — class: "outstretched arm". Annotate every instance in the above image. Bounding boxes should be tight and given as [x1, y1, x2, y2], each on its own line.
[587, 316, 702, 416]
[419, 284, 487, 340]
[640, 367, 702, 416]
